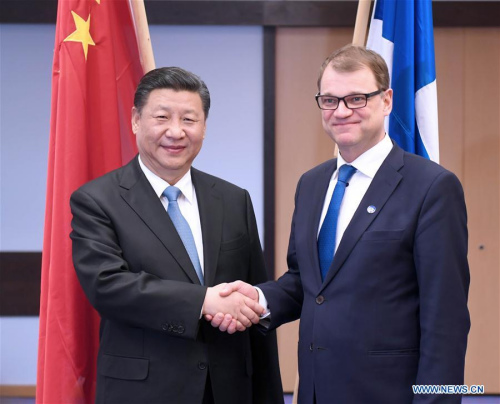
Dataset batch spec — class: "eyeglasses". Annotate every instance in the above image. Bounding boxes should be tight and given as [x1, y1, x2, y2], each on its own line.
[315, 89, 385, 110]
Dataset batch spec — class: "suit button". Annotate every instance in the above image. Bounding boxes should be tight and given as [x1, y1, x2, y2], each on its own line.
[178, 326, 185, 334]
[316, 295, 325, 305]
[161, 323, 168, 331]
[198, 362, 207, 370]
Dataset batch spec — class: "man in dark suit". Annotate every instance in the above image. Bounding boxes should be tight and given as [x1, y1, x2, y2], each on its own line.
[70, 67, 283, 404]
[213, 45, 470, 403]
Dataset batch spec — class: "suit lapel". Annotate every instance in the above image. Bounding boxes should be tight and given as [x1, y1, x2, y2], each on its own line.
[192, 168, 223, 287]
[119, 157, 202, 285]
[320, 145, 405, 291]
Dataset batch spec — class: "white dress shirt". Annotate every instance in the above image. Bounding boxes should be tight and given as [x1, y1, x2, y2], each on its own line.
[257, 134, 393, 314]
[138, 156, 204, 273]
[317, 134, 394, 253]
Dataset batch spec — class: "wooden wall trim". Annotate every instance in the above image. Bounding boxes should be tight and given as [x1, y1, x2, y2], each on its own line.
[0, 252, 41, 316]
[1, 1, 499, 27]
[433, 2, 500, 27]
[0, 1, 56, 24]
[143, 1, 359, 27]
[0, 385, 36, 398]
[263, 26, 276, 276]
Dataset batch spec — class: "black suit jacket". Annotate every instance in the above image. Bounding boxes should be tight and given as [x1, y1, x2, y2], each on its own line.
[70, 156, 283, 404]
[259, 144, 470, 404]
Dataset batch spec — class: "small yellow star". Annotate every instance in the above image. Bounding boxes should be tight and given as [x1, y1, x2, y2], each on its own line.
[63, 11, 95, 60]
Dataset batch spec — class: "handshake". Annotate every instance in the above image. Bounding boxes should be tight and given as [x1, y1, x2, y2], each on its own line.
[202, 281, 264, 334]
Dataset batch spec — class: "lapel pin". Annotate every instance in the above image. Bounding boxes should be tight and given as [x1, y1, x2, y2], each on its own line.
[367, 205, 376, 214]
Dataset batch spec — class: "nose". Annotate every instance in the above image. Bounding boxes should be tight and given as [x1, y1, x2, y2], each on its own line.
[334, 100, 353, 118]
[165, 119, 185, 139]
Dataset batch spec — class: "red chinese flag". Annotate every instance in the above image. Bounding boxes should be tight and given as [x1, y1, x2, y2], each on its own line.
[37, 0, 144, 402]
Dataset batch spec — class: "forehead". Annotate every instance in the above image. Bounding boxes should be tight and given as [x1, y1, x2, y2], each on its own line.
[320, 65, 377, 94]
[144, 88, 203, 112]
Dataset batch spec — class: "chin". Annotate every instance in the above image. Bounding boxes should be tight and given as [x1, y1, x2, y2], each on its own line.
[332, 133, 359, 145]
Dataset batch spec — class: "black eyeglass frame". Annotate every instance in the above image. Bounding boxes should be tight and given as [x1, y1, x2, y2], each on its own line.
[315, 89, 385, 110]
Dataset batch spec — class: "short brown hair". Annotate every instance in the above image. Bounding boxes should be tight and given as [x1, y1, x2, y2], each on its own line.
[317, 45, 390, 92]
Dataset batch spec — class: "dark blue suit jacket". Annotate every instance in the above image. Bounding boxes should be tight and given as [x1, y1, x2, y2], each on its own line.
[260, 144, 470, 404]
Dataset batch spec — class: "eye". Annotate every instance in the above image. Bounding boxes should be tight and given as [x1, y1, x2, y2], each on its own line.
[155, 115, 168, 120]
[347, 95, 366, 104]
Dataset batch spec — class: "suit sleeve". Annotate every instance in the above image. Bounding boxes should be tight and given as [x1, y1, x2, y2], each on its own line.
[70, 188, 207, 340]
[258, 176, 304, 330]
[413, 171, 470, 403]
[243, 191, 284, 404]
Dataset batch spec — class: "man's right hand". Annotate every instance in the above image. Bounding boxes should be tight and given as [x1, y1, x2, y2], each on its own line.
[204, 281, 260, 333]
[218, 280, 259, 301]
[202, 283, 263, 332]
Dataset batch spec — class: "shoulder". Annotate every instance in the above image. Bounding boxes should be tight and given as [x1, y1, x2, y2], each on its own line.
[300, 158, 336, 182]
[191, 168, 256, 218]
[402, 151, 445, 175]
[401, 151, 461, 188]
[381, 143, 461, 188]
[191, 167, 248, 196]
[72, 157, 136, 199]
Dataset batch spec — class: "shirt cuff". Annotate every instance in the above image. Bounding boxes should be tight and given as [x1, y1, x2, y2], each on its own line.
[255, 287, 271, 329]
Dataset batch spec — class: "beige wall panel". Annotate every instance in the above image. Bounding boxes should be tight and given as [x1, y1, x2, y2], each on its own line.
[274, 27, 353, 392]
[462, 28, 500, 392]
[434, 28, 465, 180]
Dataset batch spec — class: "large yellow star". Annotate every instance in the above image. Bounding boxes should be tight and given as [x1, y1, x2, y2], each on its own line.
[63, 11, 95, 60]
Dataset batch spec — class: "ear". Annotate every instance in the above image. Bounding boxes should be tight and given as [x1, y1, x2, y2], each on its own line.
[131, 107, 140, 134]
[382, 89, 393, 116]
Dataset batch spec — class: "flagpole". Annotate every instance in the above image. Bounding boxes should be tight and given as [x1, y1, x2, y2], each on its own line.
[352, 0, 372, 46]
[130, 0, 156, 73]
[292, 371, 300, 404]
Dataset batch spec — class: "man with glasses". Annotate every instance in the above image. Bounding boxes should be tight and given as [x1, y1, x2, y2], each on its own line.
[213, 45, 470, 403]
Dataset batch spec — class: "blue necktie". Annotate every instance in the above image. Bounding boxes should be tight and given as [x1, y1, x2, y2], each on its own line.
[318, 164, 357, 281]
[163, 186, 204, 285]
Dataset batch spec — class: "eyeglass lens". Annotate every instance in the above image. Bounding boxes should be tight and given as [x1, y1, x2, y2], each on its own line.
[318, 94, 368, 110]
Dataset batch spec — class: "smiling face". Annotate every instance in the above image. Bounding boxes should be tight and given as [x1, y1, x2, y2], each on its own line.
[132, 88, 206, 184]
[319, 64, 392, 162]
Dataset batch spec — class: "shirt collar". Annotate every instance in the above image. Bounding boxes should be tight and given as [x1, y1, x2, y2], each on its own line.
[337, 134, 393, 179]
[138, 155, 195, 204]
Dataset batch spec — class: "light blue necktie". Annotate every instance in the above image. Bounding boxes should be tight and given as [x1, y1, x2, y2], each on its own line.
[318, 164, 357, 281]
[163, 186, 204, 285]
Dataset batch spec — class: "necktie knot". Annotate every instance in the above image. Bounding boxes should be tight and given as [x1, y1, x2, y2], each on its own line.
[163, 186, 181, 202]
[337, 164, 357, 184]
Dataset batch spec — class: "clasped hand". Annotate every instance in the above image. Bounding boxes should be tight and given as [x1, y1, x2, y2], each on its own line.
[202, 281, 259, 334]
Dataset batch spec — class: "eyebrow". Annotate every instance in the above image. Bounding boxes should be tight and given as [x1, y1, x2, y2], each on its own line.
[154, 105, 200, 115]
[320, 91, 367, 97]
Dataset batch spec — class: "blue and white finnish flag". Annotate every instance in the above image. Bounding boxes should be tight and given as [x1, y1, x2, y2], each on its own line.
[367, 0, 439, 162]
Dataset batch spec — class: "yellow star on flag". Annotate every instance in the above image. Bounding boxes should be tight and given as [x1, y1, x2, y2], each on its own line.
[64, 11, 95, 60]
